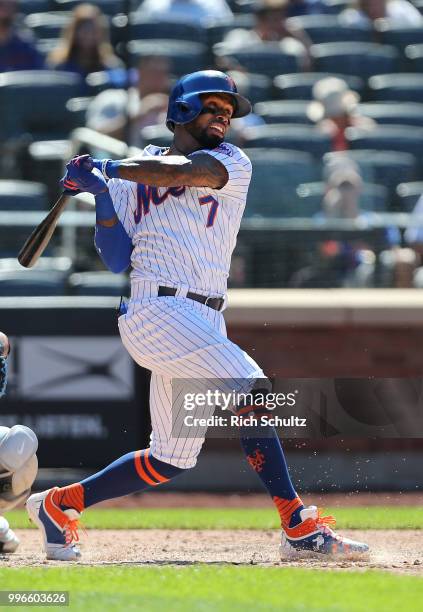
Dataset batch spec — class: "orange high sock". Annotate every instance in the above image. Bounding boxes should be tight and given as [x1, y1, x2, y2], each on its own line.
[273, 496, 304, 528]
[52, 483, 85, 513]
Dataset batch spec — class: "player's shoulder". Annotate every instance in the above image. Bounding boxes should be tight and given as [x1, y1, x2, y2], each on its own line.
[203, 142, 252, 171]
[143, 144, 169, 157]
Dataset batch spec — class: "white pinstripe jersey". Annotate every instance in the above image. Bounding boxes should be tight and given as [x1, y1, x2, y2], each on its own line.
[108, 142, 252, 297]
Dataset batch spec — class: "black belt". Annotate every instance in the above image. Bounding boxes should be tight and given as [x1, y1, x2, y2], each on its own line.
[158, 286, 224, 311]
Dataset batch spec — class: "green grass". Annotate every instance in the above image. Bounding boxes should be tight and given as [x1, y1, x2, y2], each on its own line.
[5, 506, 423, 530]
[0, 566, 422, 612]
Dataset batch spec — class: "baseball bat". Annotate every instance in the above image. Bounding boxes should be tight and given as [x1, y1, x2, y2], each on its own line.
[18, 192, 71, 268]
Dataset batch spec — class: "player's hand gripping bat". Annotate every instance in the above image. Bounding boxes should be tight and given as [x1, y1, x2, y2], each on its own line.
[17, 156, 99, 268]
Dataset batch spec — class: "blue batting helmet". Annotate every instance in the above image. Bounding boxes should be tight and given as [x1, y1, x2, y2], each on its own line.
[166, 70, 251, 132]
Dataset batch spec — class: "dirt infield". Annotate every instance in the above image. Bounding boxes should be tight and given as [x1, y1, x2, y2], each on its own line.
[2, 529, 422, 575]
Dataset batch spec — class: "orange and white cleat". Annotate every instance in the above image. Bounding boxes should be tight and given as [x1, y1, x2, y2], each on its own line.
[26, 488, 81, 561]
[280, 506, 369, 559]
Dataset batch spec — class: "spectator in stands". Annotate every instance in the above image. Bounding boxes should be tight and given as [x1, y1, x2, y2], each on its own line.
[137, 0, 234, 25]
[307, 77, 375, 152]
[48, 4, 122, 79]
[300, 166, 416, 288]
[86, 55, 171, 145]
[0, 0, 44, 71]
[290, 168, 376, 287]
[224, 0, 311, 69]
[340, 0, 423, 27]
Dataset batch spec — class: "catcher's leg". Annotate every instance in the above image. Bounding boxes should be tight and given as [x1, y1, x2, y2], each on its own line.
[0, 516, 19, 553]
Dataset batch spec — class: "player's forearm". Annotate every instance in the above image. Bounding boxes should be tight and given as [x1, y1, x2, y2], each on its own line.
[99, 156, 192, 187]
[93, 154, 228, 189]
[94, 191, 132, 274]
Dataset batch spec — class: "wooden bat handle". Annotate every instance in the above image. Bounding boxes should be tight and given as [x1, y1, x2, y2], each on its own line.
[18, 192, 72, 268]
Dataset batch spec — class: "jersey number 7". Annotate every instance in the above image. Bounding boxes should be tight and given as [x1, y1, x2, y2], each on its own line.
[199, 195, 219, 228]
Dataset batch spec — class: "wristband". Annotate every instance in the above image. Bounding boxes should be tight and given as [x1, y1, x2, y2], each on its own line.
[101, 160, 121, 180]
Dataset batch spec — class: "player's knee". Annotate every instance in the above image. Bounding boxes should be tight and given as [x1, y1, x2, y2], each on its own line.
[233, 377, 274, 418]
[0, 425, 38, 511]
[150, 441, 204, 471]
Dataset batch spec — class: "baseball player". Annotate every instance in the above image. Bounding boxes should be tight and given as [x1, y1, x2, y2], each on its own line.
[27, 70, 368, 561]
[0, 331, 38, 553]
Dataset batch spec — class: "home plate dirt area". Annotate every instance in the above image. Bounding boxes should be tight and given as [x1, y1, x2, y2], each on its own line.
[3, 529, 423, 575]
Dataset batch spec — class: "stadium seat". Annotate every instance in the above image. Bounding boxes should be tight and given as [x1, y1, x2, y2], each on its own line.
[140, 125, 173, 149]
[53, 0, 124, 15]
[310, 42, 400, 79]
[112, 14, 205, 44]
[0, 71, 83, 140]
[27, 140, 72, 203]
[405, 44, 423, 72]
[0, 181, 50, 257]
[368, 73, 423, 103]
[296, 181, 389, 212]
[324, 150, 418, 200]
[0, 180, 48, 210]
[213, 41, 302, 78]
[374, 22, 423, 51]
[243, 124, 332, 157]
[128, 40, 208, 76]
[24, 12, 71, 39]
[18, 0, 51, 14]
[0, 271, 68, 296]
[85, 70, 128, 96]
[357, 102, 423, 128]
[35, 38, 60, 56]
[229, 0, 256, 15]
[346, 125, 423, 162]
[396, 182, 423, 212]
[254, 100, 312, 124]
[205, 13, 255, 49]
[206, 23, 233, 47]
[66, 96, 91, 126]
[244, 149, 322, 217]
[273, 72, 365, 100]
[286, 15, 373, 44]
[321, 0, 349, 14]
[68, 272, 129, 296]
[0, 257, 72, 273]
[228, 71, 272, 105]
[206, 13, 255, 46]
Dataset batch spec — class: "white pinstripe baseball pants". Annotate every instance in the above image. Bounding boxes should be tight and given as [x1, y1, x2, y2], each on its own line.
[118, 280, 264, 468]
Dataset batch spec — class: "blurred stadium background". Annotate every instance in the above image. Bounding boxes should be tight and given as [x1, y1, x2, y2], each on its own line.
[1, 0, 423, 495]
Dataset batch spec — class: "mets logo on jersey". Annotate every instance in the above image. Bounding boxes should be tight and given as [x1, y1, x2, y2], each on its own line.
[134, 184, 186, 223]
[216, 143, 233, 156]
